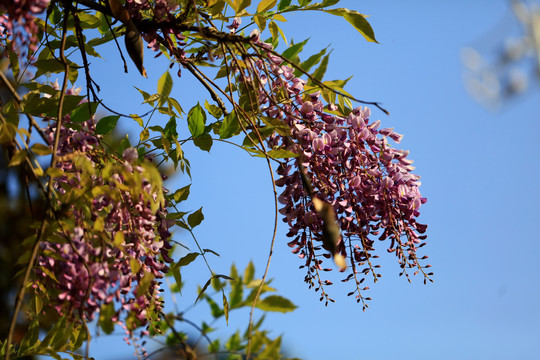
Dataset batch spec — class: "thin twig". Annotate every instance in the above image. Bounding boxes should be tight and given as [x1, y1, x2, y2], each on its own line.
[183, 62, 228, 115]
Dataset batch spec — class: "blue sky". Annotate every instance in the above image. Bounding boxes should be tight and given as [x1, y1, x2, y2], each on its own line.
[83, 1, 540, 359]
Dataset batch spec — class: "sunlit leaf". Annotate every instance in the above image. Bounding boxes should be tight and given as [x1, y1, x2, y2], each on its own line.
[256, 295, 297, 312]
[310, 52, 330, 83]
[130, 114, 144, 127]
[187, 103, 206, 137]
[220, 111, 241, 139]
[223, 292, 230, 324]
[8, 149, 27, 167]
[31, 143, 52, 156]
[257, 0, 277, 13]
[244, 261, 255, 284]
[173, 184, 190, 203]
[158, 70, 173, 98]
[324, 8, 378, 43]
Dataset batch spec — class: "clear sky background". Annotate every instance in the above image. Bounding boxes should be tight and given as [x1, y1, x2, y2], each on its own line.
[80, 1, 540, 359]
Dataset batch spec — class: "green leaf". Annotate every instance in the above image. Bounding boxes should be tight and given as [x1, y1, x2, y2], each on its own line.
[277, 0, 291, 11]
[95, 11, 110, 34]
[0, 123, 17, 144]
[257, 0, 277, 13]
[188, 207, 204, 228]
[158, 70, 173, 98]
[205, 294, 224, 318]
[255, 148, 299, 158]
[177, 252, 200, 267]
[187, 103, 206, 137]
[256, 295, 297, 312]
[136, 271, 154, 297]
[260, 116, 291, 136]
[31, 295, 43, 315]
[8, 149, 27, 167]
[282, 38, 309, 61]
[70, 101, 99, 123]
[204, 99, 223, 119]
[169, 97, 184, 115]
[130, 113, 144, 127]
[140, 128, 149, 141]
[225, 331, 242, 352]
[236, 0, 252, 13]
[31, 143, 52, 156]
[96, 115, 120, 134]
[324, 8, 378, 43]
[72, 323, 88, 350]
[21, 91, 84, 118]
[310, 52, 330, 83]
[40, 317, 65, 349]
[33, 58, 79, 83]
[242, 126, 275, 147]
[204, 248, 220, 257]
[208, 339, 220, 353]
[195, 277, 213, 304]
[223, 292, 230, 325]
[220, 111, 241, 139]
[269, 21, 278, 43]
[229, 275, 243, 308]
[193, 133, 213, 152]
[173, 184, 190, 203]
[244, 261, 255, 284]
[98, 303, 115, 334]
[52, 321, 74, 351]
[164, 116, 178, 138]
[8, 49, 20, 80]
[258, 336, 282, 359]
[19, 319, 40, 354]
[118, 135, 132, 153]
[254, 14, 267, 31]
[172, 268, 183, 294]
[299, 47, 328, 76]
[321, 0, 340, 6]
[75, 12, 102, 29]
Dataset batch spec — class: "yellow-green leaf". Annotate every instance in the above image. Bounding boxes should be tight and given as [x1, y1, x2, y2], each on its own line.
[223, 292, 229, 325]
[157, 70, 173, 98]
[254, 14, 266, 31]
[256, 295, 297, 312]
[136, 271, 154, 297]
[131, 114, 144, 127]
[31, 143, 53, 156]
[8, 149, 27, 167]
[0, 122, 17, 144]
[140, 128, 149, 141]
[324, 8, 378, 43]
[257, 0, 277, 13]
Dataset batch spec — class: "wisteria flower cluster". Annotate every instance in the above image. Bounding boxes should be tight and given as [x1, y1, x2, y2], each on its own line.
[35, 107, 173, 333]
[124, 0, 187, 58]
[0, 0, 50, 56]
[233, 36, 431, 306]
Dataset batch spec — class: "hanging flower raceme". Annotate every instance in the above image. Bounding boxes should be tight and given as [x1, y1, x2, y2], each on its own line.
[0, 0, 50, 56]
[234, 38, 431, 306]
[36, 112, 173, 333]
